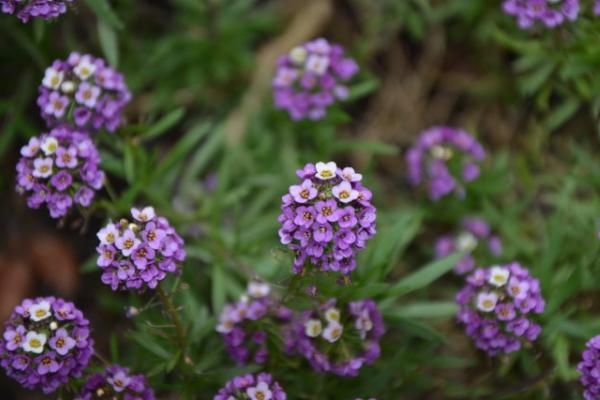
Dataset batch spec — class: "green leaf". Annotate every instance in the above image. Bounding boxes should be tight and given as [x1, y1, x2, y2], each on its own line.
[143, 108, 186, 140]
[84, 0, 124, 29]
[97, 20, 119, 67]
[384, 301, 458, 319]
[387, 252, 463, 297]
[544, 98, 580, 131]
[211, 262, 225, 314]
[124, 142, 135, 183]
[332, 138, 398, 155]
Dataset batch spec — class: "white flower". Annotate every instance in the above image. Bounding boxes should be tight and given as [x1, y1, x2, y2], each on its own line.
[476, 292, 498, 312]
[332, 181, 359, 203]
[22, 331, 47, 354]
[322, 322, 343, 343]
[304, 319, 323, 338]
[305, 54, 330, 76]
[60, 81, 76, 94]
[354, 312, 373, 336]
[430, 145, 453, 160]
[289, 46, 307, 65]
[324, 307, 340, 323]
[315, 161, 337, 180]
[74, 57, 97, 80]
[41, 137, 58, 155]
[97, 223, 119, 245]
[42, 67, 64, 90]
[131, 206, 155, 222]
[338, 167, 362, 182]
[32, 157, 53, 178]
[456, 232, 477, 253]
[247, 282, 270, 298]
[215, 317, 235, 334]
[246, 382, 273, 400]
[29, 301, 51, 322]
[49, 322, 58, 331]
[488, 266, 510, 287]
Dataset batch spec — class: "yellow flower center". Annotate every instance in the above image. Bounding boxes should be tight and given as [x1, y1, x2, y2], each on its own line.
[29, 339, 42, 349]
[322, 207, 332, 216]
[482, 300, 494, 309]
[124, 239, 134, 249]
[35, 309, 47, 318]
[40, 165, 49, 173]
[300, 189, 310, 199]
[320, 170, 333, 178]
[256, 391, 266, 400]
[339, 191, 349, 199]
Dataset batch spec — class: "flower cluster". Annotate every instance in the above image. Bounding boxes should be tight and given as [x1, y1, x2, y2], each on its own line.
[96, 207, 186, 291]
[435, 217, 502, 275]
[214, 373, 287, 400]
[216, 282, 291, 365]
[287, 299, 384, 377]
[278, 162, 376, 276]
[456, 263, 545, 356]
[578, 335, 600, 400]
[0, 297, 93, 394]
[77, 364, 155, 400]
[502, 0, 579, 28]
[1, 0, 74, 22]
[406, 126, 485, 201]
[37, 52, 131, 132]
[273, 38, 359, 121]
[16, 126, 104, 219]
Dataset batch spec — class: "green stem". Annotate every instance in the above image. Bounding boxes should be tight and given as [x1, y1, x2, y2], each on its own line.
[157, 283, 186, 356]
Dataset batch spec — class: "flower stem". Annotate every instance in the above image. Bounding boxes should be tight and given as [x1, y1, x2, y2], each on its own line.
[157, 283, 186, 356]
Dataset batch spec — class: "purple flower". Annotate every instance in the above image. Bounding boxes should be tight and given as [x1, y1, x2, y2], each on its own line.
[272, 38, 359, 121]
[16, 127, 103, 219]
[213, 373, 287, 400]
[502, 0, 580, 29]
[0, 0, 74, 22]
[280, 161, 375, 276]
[286, 299, 384, 377]
[78, 364, 155, 400]
[406, 126, 485, 201]
[456, 263, 544, 356]
[38, 53, 131, 132]
[434, 217, 503, 275]
[48, 328, 76, 356]
[289, 179, 318, 203]
[0, 297, 93, 394]
[216, 282, 291, 366]
[95, 208, 186, 291]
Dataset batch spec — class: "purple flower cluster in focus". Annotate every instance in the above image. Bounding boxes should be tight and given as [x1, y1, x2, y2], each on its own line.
[77, 364, 155, 400]
[456, 263, 545, 356]
[96, 207, 186, 291]
[214, 373, 287, 400]
[16, 126, 104, 219]
[37, 52, 131, 133]
[578, 335, 600, 400]
[278, 162, 376, 276]
[0, 297, 93, 394]
[406, 126, 485, 201]
[435, 217, 502, 275]
[502, 0, 580, 28]
[286, 299, 384, 377]
[273, 38, 359, 120]
[216, 282, 292, 365]
[1, 0, 74, 22]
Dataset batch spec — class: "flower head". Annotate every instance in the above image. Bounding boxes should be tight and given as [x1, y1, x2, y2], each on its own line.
[0, 297, 93, 394]
[578, 335, 600, 400]
[37, 52, 131, 132]
[456, 262, 545, 356]
[502, 0, 580, 29]
[406, 126, 485, 201]
[435, 217, 502, 275]
[273, 38, 359, 121]
[286, 299, 384, 377]
[215, 282, 291, 366]
[96, 208, 186, 291]
[1, 0, 75, 22]
[16, 127, 104, 219]
[213, 373, 287, 400]
[78, 364, 155, 400]
[279, 162, 376, 277]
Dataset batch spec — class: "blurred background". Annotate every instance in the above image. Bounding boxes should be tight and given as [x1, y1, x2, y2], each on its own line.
[1, 0, 600, 398]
